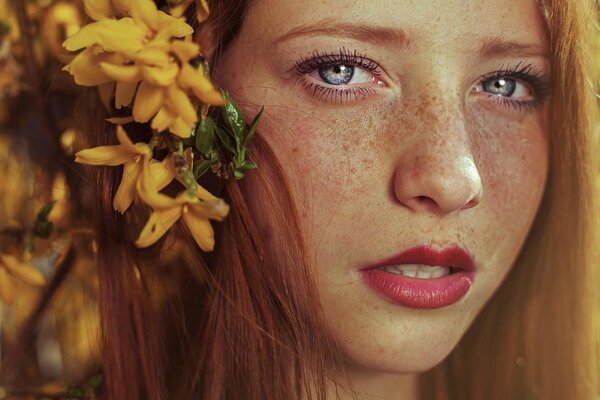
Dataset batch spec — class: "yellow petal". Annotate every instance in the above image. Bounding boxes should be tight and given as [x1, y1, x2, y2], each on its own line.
[64, 49, 113, 86]
[1, 255, 46, 286]
[0, 268, 15, 304]
[170, 40, 199, 63]
[150, 106, 175, 132]
[135, 207, 183, 248]
[189, 198, 229, 221]
[115, 81, 138, 109]
[155, 12, 194, 40]
[98, 82, 116, 110]
[168, 0, 192, 18]
[75, 145, 134, 166]
[96, 18, 145, 56]
[196, 0, 210, 23]
[63, 23, 101, 51]
[100, 62, 142, 83]
[133, 81, 165, 122]
[107, 116, 135, 124]
[137, 158, 186, 210]
[167, 85, 197, 127]
[136, 46, 170, 67]
[141, 63, 179, 86]
[130, 0, 159, 32]
[182, 212, 215, 251]
[115, 125, 150, 157]
[178, 64, 224, 106]
[113, 159, 143, 213]
[195, 184, 219, 202]
[110, 0, 130, 16]
[168, 117, 193, 138]
[83, 0, 114, 20]
[150, 156, 176, 190]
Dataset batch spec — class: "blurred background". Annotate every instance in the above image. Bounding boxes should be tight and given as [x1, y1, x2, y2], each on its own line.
[0, 0, 597, 399]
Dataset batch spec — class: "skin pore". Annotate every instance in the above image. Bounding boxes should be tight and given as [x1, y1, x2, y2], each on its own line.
[216, 0, 550, 398]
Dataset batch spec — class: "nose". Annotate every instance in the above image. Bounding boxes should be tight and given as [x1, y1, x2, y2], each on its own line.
[393, 102, 483, 215]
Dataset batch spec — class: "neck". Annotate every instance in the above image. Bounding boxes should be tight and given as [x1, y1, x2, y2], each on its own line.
[327, 369, 419, 400]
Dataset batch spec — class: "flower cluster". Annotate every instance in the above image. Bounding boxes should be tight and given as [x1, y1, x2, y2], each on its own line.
[64, 0, 240, 251]
[63, 0, 224, 137]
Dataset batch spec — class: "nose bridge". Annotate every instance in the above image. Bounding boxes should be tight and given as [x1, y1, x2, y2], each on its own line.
[393, 91, 483, 215]
[411, 91, 472, 168]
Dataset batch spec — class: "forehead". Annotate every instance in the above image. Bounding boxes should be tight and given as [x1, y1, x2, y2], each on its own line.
[248, 0, 548, 50]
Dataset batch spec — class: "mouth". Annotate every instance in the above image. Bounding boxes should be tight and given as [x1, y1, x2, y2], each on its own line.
[359, 245, 476, 309]
[379, 264, 460, 279]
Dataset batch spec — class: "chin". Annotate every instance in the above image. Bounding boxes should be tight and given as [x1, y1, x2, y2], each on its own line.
[339, 332, 461, 375]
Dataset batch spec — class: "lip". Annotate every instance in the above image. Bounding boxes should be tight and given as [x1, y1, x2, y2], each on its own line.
[359, 246, 476, 309]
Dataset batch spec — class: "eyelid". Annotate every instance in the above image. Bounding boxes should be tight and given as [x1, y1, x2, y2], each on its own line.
[292, 47, 384, 77]
[292, 48, 387, 103]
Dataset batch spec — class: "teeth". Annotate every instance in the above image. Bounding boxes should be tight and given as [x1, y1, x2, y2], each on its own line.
[382, 264, 451, 279]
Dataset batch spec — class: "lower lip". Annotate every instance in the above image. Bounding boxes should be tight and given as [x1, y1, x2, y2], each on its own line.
[360, 269, 475, 309]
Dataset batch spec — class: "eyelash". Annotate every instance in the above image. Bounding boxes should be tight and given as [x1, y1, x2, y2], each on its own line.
[292, 50, 552, 110]
[477, 62, 552, 112]
[292, 48, 383, 104]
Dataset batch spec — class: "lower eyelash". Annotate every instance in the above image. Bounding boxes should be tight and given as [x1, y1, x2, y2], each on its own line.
[296, 78, 377, 103]
[489, 96, 538, 112]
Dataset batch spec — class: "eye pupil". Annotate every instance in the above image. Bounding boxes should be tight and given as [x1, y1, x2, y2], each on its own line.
[319, 64, 354, 85]
[484, 78, 516, 96]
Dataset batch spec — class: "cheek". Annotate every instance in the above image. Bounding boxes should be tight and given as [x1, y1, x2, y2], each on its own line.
[259, 106, 387, 217]
[469, 110, 548, 268]
[472, 111, 548, 216]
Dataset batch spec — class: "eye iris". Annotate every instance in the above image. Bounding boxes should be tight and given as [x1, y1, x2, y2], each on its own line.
[484, 78, 516, 96]
[318, 64, 354, 85]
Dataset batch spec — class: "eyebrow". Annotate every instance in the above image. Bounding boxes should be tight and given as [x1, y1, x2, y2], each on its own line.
[479, 35, 549, 59]
[274, 20, 413, 48]
[275, 21, 548, 59]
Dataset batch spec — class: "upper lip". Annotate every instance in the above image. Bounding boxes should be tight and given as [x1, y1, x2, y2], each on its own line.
[361, 245, 476, 272]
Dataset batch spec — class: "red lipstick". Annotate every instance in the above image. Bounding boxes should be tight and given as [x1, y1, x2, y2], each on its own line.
[359, 246, 476, 309]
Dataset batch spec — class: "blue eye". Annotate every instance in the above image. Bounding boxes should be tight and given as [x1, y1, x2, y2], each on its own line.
[483, 78, 517, 97]
[318, 64, 355, 85]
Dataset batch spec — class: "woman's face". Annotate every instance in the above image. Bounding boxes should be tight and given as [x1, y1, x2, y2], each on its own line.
[218, 0, 549, 384]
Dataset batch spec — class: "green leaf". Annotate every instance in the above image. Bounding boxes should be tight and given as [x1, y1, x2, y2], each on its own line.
[36, 201, 56, 222]
[88, 374, 103, 388]
[221, 90, 245, 141]
[193, 159, 211, 178]
[243, 107, 264, 147]
[33, 221, 54, 239]
[214, 125, 235, 154]
[0, 21, 10, 36]
[195, 117, 215, 155]
[208, 150, 219, 163]
[244, 161, 257, 170]
[233, 169, 245, 179]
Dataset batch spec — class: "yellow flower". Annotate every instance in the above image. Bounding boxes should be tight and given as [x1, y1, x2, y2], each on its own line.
[170, 0, 210, 23]
[74, 126, 174, 213]
[63, 0, 192, 108]
[135, 157, 229, 251]
[82, 0, 131, 21]
[63, 0, 224, 137]
[0, 254, 46, 304]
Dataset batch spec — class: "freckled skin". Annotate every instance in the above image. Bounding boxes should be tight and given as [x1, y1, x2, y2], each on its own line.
[217, 0, 549, 398]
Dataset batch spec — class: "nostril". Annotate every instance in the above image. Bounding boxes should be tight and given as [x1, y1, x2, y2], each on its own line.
[413, 195, 438, 210]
